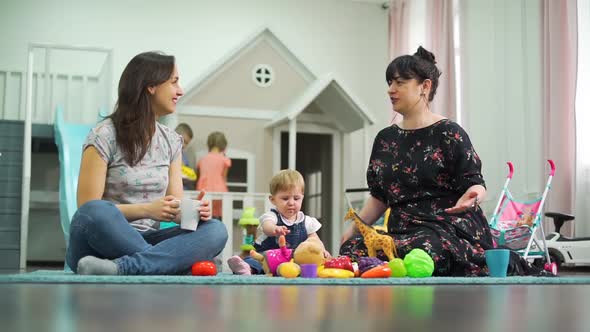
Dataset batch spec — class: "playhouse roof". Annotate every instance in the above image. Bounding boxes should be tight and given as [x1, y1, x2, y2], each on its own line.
[266, 73, 375, 132]
[180, 27, 316, 102]
[179, 27, 375, 133]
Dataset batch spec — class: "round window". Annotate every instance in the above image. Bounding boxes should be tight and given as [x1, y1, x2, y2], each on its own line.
[252, 64, 274, 88]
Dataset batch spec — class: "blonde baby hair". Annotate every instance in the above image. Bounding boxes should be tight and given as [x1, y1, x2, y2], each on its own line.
[269, 169, 305, 195]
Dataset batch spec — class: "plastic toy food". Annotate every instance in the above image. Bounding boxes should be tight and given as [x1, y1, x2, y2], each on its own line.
[277, 261, 301, 278]
[361, 265, 391, 278]
[324, 256, 354, 272]
[404, 248, 434, 278]
[191, 261, 217, 276]
[318, 267, 354, 278]
[388, 258, 407, 277]
[293, 237, 326, 266]
[358, 257, 387, 274]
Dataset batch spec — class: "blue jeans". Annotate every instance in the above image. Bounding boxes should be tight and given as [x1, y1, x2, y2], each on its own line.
[243, 256, 264, 274]
[66, 200, 228, 275]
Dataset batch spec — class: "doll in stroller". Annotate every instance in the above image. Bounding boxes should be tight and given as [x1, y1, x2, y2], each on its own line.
[488, 160, 558, 275]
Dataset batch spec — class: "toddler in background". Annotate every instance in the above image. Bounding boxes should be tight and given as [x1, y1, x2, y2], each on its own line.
[227, 169, 331, 275]
[175, 123, 196, 190]
[196, 131, 231, 219]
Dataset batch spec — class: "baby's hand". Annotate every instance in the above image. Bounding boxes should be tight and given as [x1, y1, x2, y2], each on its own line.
[272, 225, 290, 236]
[323, 250, 332, 259]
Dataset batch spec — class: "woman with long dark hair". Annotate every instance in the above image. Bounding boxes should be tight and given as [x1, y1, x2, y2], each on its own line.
[67, 51, 228, 275]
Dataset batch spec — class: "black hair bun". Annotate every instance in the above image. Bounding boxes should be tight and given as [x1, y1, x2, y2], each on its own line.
[414, 46, 436, 64]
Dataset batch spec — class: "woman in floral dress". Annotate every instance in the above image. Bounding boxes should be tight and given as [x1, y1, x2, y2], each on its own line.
[340, 46, 542, 276]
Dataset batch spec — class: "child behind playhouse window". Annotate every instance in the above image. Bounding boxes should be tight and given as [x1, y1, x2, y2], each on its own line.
[227, 169, 331, 275]
[196, 131, 231, 219]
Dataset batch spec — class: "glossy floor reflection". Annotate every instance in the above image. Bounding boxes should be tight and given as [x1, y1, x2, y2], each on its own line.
[1, 284, 589, 332]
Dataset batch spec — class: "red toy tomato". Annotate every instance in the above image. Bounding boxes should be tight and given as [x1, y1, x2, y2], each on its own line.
[324, 256, 354, 272]
[191, 261, 217, 276]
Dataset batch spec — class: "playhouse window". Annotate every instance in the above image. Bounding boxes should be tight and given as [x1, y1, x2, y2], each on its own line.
[307, 171, 322, 219]
[227, 158, 248, 193]
[252, 64, 274, 88]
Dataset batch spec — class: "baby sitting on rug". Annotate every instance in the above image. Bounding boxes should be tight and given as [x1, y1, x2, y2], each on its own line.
[227, 169, 331, 275]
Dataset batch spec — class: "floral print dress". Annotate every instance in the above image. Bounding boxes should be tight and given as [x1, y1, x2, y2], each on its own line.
[341, 119, 494, 276]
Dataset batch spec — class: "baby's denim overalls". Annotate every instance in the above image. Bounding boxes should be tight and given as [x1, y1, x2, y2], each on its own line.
[245, 209, 309, 274]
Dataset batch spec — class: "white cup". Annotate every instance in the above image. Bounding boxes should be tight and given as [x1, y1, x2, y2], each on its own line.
[180, 198, 201, 231]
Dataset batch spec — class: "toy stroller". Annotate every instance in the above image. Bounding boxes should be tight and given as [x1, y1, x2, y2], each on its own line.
[488, 160, 558, 274]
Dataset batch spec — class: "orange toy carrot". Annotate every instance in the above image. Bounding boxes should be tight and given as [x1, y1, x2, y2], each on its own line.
[360, 264, 391, 278]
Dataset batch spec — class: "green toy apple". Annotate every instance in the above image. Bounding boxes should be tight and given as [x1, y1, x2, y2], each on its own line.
[388, 258, 407, 277]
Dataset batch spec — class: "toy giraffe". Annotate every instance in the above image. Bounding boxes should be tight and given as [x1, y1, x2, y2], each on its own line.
[345, 208, 398, 260]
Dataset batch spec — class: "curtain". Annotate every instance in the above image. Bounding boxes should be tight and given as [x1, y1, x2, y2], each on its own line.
[388, 0, 456, 120]
[575, 0, 590, 235]
[425, 0, 457, 120]
[388, 0, 409, 59]
[542, 0, 578, 235]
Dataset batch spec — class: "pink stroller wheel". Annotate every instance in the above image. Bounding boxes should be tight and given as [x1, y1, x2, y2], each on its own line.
[544, 262, 558, 275]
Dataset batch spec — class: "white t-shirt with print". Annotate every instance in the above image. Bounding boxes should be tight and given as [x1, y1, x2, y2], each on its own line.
[83, 119, 182, 232]
[254, 210, 322, 245]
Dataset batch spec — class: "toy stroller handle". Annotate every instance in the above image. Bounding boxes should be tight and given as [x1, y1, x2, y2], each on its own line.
[507, 162, 514, 179]
[548, 159, 556, 176]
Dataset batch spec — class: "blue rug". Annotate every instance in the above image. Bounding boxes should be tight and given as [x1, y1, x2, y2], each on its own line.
[1, 270, 589, 285]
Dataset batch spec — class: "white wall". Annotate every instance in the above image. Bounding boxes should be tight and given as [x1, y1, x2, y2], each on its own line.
[0, 0, 391, 189]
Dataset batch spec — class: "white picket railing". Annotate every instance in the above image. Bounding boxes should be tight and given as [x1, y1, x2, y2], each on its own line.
[0, 69, 106, 124]
[1, 45, 113, 125]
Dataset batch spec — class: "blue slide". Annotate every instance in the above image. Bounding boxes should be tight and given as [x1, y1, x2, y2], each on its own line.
[54, 107, 93, 269]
